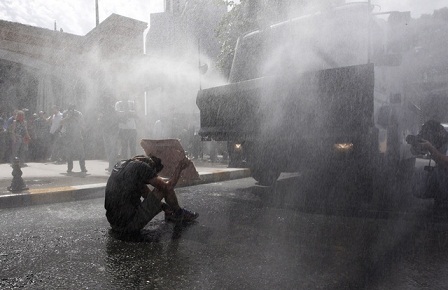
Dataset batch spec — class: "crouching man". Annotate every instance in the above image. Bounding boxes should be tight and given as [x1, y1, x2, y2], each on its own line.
[105, 154, 198, 235]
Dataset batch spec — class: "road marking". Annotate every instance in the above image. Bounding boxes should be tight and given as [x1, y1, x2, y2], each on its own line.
[73, 183, 106, 190]
[29, 186, 76, 194]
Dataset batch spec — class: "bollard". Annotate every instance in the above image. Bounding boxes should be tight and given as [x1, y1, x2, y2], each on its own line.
[7, 157, 29, 193]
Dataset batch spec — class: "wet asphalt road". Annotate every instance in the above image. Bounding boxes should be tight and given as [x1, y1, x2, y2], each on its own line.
[2, 175, 448, 289]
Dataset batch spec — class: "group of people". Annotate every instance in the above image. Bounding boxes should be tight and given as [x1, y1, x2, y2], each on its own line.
[0, 98, 144, 174]
[1, 108, 50, 165]
[0, 104, 87, 173]
[1, 101, 200, 238]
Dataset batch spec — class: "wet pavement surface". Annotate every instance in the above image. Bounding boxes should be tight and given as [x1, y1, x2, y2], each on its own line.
[2, 175, 448, 289]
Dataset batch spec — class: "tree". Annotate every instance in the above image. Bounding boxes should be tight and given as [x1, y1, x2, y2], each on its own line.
[215, 0, 341, 78]
[215, 1, 257, 78]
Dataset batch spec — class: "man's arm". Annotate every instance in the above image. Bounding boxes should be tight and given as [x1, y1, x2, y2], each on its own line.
[145, 158, 192, 211]
[147, 176, 181, 211]
[148, 177, 171, 197]
[167, 157, 192, 188]
[421, 140, 448, 168]
[146, 157, 191, 194]
[140, 185, 152, 199]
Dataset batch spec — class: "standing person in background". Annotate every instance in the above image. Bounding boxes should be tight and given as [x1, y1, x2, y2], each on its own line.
[27, 113, 38, 161]
[47, 105, 64, 163]
[10, 110, 31, 167]
[99, 98, 120, 172]
[0, 113, 6, 163]
[153, 119, 165, 139]
[61, 104, 87, 173]
[4, 109, 18, 163]
[33, 111, 50, 161]
[191, 127, 202, 160]
[0, 112, 4, 130]
[116, 100, 138, 159]
[5, 109, 18, 130]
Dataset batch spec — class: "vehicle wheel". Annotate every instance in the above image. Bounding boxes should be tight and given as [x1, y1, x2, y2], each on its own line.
[245, 141, 282, 186]
[250, 165, 281, 186]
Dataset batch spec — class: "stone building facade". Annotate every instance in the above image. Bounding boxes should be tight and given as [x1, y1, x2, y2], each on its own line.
[0, 3, 227, 159]
[0, 13, 147, 116]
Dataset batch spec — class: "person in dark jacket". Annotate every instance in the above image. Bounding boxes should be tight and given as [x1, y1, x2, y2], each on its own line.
[11, 110, 31, 166]
[61, 104, 87, 173]
[104, 154, 198, 236]
[99, 98, 119, 172]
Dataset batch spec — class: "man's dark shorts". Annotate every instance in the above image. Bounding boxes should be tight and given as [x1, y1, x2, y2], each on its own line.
[112, 192, 162, 234]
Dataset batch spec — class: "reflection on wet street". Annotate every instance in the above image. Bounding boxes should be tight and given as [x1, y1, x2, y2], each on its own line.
[1, 175, 448, 289]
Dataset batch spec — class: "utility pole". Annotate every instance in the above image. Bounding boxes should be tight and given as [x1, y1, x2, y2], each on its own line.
[198, 39, 202, 90]
[367, 0, 371, 64]
[95, 0, 99, 26]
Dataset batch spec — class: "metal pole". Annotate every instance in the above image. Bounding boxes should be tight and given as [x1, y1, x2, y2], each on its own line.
[367, 0, 371, 63]
[95, 0, 99, 27]
[198, 38, 202, 91]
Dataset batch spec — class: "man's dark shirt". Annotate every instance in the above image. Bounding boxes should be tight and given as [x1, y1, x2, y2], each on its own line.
[105, 160, 158, 229]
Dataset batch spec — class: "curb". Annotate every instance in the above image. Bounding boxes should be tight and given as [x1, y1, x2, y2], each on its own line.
[0, 169, 251, 209]
[178, 168, 252, 186]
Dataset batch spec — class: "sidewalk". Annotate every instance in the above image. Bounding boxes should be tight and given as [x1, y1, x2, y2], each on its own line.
[0, 159, 251, 209]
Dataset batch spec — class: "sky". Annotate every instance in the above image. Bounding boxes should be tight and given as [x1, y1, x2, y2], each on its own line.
[0, 0, 165, 35]
[0, 0, 446, 36]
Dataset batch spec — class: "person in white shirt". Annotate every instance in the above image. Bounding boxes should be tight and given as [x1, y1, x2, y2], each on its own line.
[47, 105, 64, 163]
[116, 100, 138, 159]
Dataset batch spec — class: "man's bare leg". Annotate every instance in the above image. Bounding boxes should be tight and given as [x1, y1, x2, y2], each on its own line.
[151, 188, 181, 212]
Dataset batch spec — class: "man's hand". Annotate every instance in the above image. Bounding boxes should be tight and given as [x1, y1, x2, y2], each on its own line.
[418, 139, 448, 168]
[165, 156, 192, 189]
[179, 157, 192, 170]
[419, 139, 434, 151]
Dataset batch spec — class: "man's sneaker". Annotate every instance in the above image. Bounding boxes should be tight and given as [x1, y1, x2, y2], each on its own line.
[165, 208, 199, 223]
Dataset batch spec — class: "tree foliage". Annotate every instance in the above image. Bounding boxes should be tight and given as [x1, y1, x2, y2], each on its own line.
[215, 1, 448, 82]
[214, 0, 312, 78]
[215, 1, 257, 78]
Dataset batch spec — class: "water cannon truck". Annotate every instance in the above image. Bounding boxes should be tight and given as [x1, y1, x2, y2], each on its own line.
[196, 3, 419, 199]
